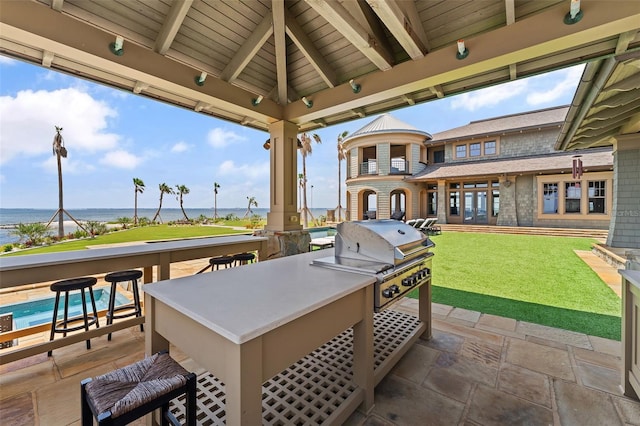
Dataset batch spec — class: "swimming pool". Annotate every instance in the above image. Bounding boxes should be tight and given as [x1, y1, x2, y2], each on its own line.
[308, 226, 337, 239]
[0, 288, 130, 330]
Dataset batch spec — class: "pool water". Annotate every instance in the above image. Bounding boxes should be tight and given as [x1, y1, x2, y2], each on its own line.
[0, 288, 130, 330]
[308, 226, 337, 239]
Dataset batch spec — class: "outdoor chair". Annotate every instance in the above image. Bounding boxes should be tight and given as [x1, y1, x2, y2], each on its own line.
[81, 351, 197, 425]
[48, 276, 100, 356]
[411, 218, 425, 228]
[390, 211, 405, 221]
[196, 255, 234, 274]
[104, 269, 144, 341]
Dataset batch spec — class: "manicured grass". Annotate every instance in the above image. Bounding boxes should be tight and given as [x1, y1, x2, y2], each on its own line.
[3, 224, 250, 256]
[412, 232, 621, 340]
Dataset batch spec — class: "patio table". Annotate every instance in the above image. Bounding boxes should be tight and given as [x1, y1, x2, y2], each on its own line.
[0, 234, 267, 289]
[144, 250, 376, 425]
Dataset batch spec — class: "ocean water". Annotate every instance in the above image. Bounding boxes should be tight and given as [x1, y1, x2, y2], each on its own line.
[0, 208, 332, 245]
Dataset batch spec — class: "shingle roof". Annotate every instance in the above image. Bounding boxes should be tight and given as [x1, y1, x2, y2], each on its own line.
[343, 113, 431, 143]
[430, 106, 569, 143]
[408, 148, 612, 180]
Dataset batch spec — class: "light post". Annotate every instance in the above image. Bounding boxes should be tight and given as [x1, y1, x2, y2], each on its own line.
[310, 185, 314, 209]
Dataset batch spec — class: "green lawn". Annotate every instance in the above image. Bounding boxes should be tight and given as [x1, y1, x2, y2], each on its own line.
[4, 224, 250, 255]
[413, 232, 621, 340]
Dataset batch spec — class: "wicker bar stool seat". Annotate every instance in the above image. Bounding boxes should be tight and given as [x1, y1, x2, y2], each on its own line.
[81, 351, 197, 426]
[195, 255, 234, 274]
[232, 252, 256, 266]
[104, 269, 144, 340]
[48, 276, 100, 356]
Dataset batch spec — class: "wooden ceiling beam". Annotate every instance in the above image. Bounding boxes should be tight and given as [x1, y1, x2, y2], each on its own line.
[51, 0, 64, 12]
[284, 7, 337, 88]
[220, 13, 273, 83]
[305, 0, 394, 71]
[365, 0, 426, 59]
[154, 0, 193, 55]
[273, 0, 288, 105]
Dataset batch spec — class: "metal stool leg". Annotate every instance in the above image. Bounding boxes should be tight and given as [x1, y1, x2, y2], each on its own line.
[62, 291, 70, 338]
[48, 291, 61, 357]
[106, 281, 117, 340]
[80, 288, 91, 350]
[131, 278, 144, 332]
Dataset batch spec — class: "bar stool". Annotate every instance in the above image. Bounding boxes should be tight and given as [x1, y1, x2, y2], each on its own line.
[48, 276, 100, 357]
[195, 255, 234, 274]
[104, 270, 144, 341]
[232, 252, 256, 266]
[81, 351, 197, 426]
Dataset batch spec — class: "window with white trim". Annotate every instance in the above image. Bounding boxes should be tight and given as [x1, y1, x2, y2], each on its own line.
[588, 180, 606, 214]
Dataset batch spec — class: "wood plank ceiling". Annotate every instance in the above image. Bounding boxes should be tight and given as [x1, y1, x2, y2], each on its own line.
[1, 0, 639, 134]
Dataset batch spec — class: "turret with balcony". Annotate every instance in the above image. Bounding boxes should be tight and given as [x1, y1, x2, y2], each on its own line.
[342, 114, 432, 221]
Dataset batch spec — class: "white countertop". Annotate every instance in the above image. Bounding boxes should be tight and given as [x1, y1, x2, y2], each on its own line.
[620, 269, 640, 289]
[143, 250, 376, 344]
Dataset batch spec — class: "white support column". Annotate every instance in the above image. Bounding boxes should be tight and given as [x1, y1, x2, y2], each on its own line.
[266, 120, 302, 231]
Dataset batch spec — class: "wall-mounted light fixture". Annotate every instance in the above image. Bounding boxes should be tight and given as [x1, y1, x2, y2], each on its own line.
[194, 72, 207, 86]
[349, 79, 361, 93]
[302, 96, 313, 108]
[252, 95, 263, 106]
[109, 36, 124, 56]
[572, 155, 583, 179]
[456, 39, 469, 60]
[564, 0, 583, 24]
[263, 139, 271, 150]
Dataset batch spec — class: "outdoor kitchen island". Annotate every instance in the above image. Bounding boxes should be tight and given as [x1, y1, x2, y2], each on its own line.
[145, 248, 432, 425]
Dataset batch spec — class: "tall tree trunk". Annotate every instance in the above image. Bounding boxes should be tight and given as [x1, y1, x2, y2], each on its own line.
[152, 194, 163, 223]
[302, 156, 308, 228]
[214, 193, 217, 219]
[57, 153, 64, 238]
[180, 196, 189, 221]
[134, 190, 138, 225]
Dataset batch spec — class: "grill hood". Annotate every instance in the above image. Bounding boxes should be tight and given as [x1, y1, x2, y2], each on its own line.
[334, 220, 434, 266]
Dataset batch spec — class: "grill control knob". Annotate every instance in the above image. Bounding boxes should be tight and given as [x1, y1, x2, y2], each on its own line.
[401, 278, 411, 287]
[389, 284, 400, 294]
[382, 289, 394, 298]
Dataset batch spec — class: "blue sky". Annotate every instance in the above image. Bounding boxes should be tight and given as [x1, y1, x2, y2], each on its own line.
[0, 54, 584, 210]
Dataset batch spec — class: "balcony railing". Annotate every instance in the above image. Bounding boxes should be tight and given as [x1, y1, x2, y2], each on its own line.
[390, 159, 409, 174]
[359, 161, 378, 176]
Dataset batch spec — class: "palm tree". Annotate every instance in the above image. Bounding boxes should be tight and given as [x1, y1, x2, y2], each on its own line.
[132, 177, 145, 225]
[52, 126, 67, 238]
[175, 184, 190, 221]
[213, 182, 221, 219]
[336, 131, 349, 222]
[44, 126, 88, 238]
[297, 173, 304, 211]
[152, 183, 174, 223]
[299, 132, 321, 228]
[244, 196, 258, 218]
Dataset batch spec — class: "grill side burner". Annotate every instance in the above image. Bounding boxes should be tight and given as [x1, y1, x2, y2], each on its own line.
[312, 220, 435, 312]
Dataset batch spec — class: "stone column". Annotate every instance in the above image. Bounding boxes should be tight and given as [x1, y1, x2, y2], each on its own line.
[496, 175, 518, 226]
[436, 180, 447, 223]
[608, 134, 640, 249]
[256, 121, 309, 259]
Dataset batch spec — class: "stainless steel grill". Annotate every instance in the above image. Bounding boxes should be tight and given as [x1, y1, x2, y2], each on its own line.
[312, 220, 435, 311]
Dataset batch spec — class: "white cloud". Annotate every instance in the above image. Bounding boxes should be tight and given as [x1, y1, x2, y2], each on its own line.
[171, 141, 190, 153]
[218, 159, 269, 180]
[0, 88, 120, 164]
[0, 55, 17, 65]
[526, 65, 584, 106]
[207, 128, 247, 148]
[99, 150, 143, 169]
[450, 79, 528, 111]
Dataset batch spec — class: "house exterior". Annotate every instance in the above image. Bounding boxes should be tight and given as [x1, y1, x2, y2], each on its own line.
[344, 107, 614, 229]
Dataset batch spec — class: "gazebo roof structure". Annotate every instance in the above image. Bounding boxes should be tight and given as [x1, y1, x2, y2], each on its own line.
[1, 0, 638, 134]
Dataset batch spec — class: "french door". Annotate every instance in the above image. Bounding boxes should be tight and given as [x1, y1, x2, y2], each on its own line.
[463, 191, 488, 224]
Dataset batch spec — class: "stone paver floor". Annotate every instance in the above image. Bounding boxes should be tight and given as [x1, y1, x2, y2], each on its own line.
[1, 296, 639, 425]
[1, 249, 638, 425]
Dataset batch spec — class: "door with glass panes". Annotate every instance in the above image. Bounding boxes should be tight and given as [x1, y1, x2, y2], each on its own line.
[463, 187, 488, 224]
